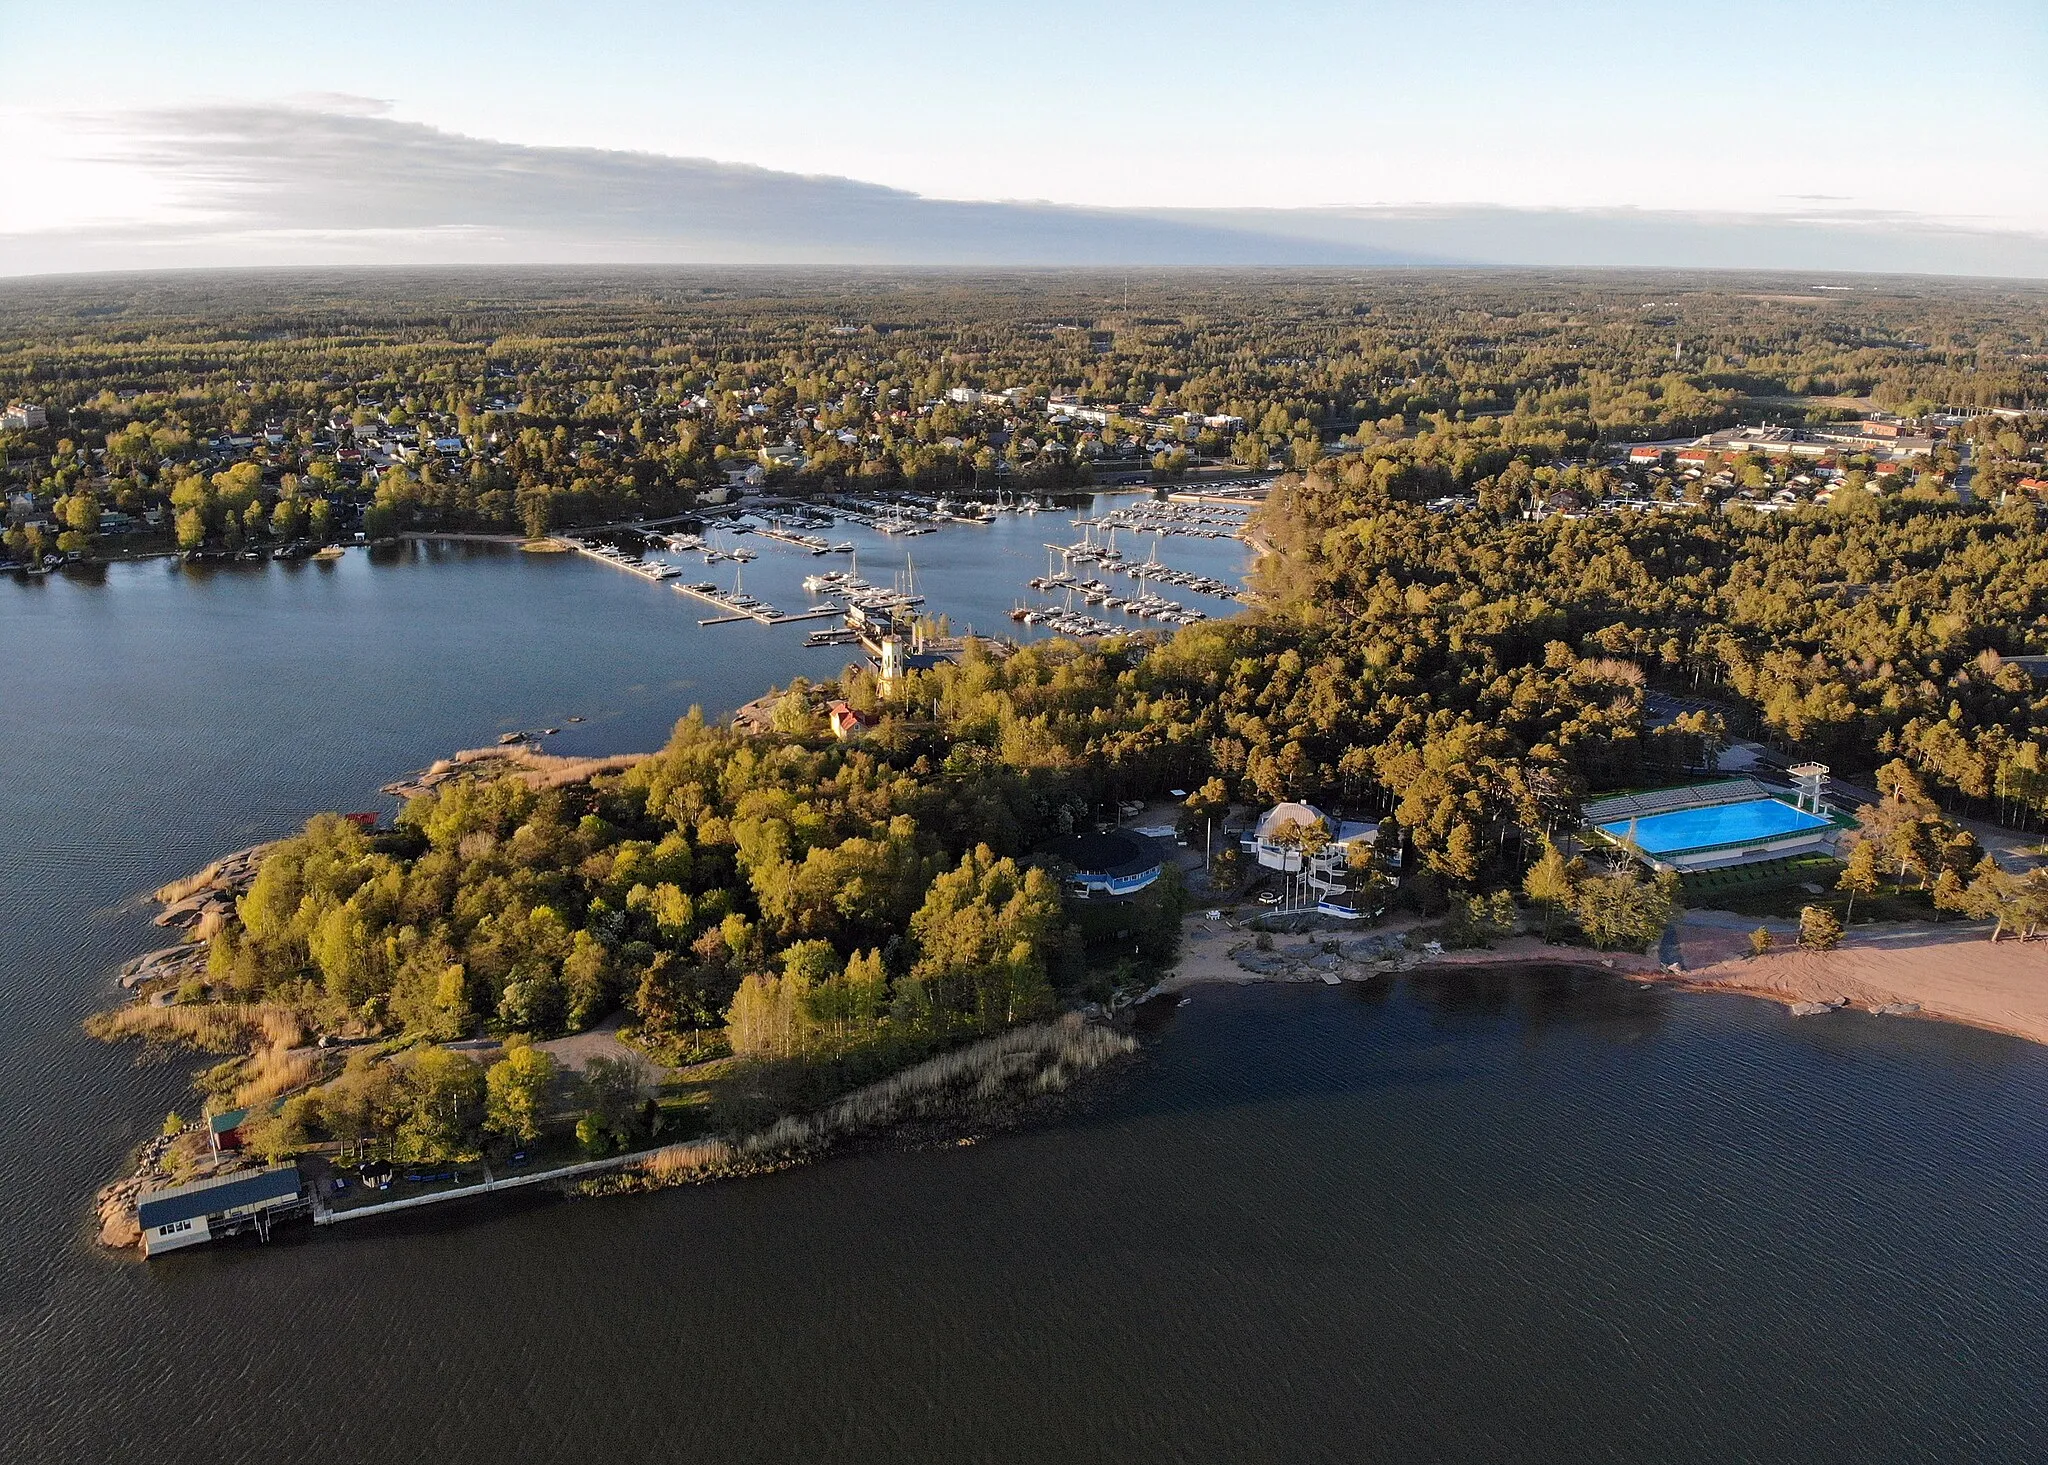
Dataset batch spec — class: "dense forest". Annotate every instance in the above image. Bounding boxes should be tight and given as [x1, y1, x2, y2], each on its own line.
[148, 645, 1193, 1162]
[3, 269, 2045, 555]
[1243, 464, 2048, 843]
[215, 644, 1195, 1054]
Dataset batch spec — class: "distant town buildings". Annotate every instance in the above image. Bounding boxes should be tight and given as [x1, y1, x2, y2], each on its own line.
[1046, 394, 1115, 426]
[1692, 415, 1937, 463]
[2, 401, 48, 430]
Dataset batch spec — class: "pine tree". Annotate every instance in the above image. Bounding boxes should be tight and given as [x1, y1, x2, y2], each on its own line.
[1798, 905, 1843, 952]
[1837, 842, 1881, 924]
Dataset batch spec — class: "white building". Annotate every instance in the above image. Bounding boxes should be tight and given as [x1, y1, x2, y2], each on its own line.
[1048, 395, 1115, 426]
[135, 1163, 304, 1257]
[2, 401, 48, 430]
[1241, 802, 1387, 917]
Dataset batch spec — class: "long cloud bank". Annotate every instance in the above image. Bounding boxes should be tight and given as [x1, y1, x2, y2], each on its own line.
[6, 105, 2045, 278]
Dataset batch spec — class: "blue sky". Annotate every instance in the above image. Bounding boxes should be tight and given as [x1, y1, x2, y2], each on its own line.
[3, 0, 2045, 271]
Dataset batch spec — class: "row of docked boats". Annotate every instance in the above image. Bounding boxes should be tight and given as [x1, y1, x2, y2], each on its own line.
[1006, 606, 1125, 636]
[578, 541, 683, 579]
[759, 524, 855, 554]
[1086, 502, 1251, 539]
[675, 579, 780, 619]
[1108, 560, 1241, 599]
[1010, 589, 1208, 631]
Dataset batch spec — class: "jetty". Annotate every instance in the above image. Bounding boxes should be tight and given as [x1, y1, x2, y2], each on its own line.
[756, 525, 836, 554]
[671, 579, 841, 627]
[312, 1152, 642, 1227]
[558, 537, 681, 581]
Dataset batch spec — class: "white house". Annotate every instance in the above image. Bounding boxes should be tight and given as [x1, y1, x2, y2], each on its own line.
[1241, 803, 1387, 917]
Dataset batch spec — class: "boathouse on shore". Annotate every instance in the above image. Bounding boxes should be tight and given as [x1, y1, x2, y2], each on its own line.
[136, 1163, 305, 1258]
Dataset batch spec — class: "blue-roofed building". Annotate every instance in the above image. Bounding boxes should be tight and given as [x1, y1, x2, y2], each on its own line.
[135, 1164, 304, 1257]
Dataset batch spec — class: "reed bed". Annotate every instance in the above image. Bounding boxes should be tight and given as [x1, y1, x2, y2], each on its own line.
[84, 1000, 305, 1055]
[592, 1015, 1135, 1198]
[231, 1044, 321, 1107]
[773, 1013, 1136, 1154]
[152, 870, 215, 906]
[527, 754, 649, 789]
[638, 1138, 737, 1184]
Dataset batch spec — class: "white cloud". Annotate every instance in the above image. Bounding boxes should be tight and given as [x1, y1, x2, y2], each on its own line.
[3, 103, 2045, 278]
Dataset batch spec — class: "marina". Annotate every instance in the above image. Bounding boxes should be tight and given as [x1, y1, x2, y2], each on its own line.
[552, 489, 1251, 649]
[559, 536, 683, 580]
[674, 577, 845, 627]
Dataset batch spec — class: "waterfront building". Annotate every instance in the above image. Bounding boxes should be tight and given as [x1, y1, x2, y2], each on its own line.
[1240, 803, 1385, 918]
[136, 1164, 306, 1258]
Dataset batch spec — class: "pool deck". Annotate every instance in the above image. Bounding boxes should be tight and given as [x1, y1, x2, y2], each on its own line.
[1588, 793, 1849, 872]
[1597, 797, 1835, 859]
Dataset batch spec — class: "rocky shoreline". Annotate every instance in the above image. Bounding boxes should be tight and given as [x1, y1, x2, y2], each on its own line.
[93, 1121, 202, 1251]
[147, 842, 276, 940]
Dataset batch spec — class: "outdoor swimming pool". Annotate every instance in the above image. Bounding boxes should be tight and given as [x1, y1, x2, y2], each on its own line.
[1596, 797, 1832, 856]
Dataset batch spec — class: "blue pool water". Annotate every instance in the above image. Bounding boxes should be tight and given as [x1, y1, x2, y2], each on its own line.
[1598, 797, 1831, 855]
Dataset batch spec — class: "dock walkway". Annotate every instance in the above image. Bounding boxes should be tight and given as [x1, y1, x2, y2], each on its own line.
[313, 1152, 638, 1226]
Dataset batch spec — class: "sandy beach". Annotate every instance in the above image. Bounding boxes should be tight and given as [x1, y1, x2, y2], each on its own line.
[1671, 914, 2048, 1045]
[1161, 909, 2048, 1046]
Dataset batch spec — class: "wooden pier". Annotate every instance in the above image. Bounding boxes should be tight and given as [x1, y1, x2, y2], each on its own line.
[558, 538, 682, 582]
[312, 1153, 639, 1227]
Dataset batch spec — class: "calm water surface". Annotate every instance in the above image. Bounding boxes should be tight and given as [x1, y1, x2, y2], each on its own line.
[3, 518, 2045, 1463]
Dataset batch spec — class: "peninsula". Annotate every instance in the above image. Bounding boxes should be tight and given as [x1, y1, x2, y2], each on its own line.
[25, 271, 2043, 1257]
